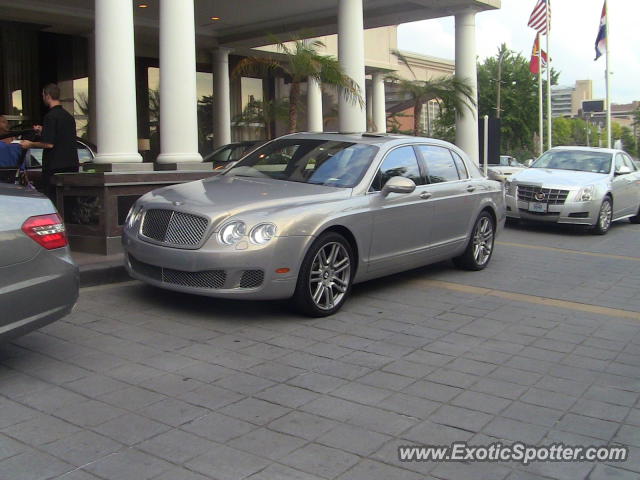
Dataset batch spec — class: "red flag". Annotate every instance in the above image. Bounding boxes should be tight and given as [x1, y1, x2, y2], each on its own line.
[529, 34, 548, 74]
[528, 0, 551, 35]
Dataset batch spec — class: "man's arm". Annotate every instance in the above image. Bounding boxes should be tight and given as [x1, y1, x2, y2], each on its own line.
[20, 139, 54, 149]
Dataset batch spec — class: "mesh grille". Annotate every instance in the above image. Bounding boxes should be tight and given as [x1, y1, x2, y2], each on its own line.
[517, 185, 569, 205]
[141, 209, 209, 246]
[129, 255, 226, 289]
[239, 270, 264, 288]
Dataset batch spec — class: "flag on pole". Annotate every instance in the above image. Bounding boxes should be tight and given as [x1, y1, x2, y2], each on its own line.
[594, 1, 606, 60]
[528, 0, 551, 34]
[529, 34, 548, 74]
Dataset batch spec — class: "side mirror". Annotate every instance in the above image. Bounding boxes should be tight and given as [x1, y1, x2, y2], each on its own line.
[615, 165, 632, 175]
[381, 176, 416, 196]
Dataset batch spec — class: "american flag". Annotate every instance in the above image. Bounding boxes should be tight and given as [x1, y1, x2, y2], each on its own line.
[528, 0, 551, 35]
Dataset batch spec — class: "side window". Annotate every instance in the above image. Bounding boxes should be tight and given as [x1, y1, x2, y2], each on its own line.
[615, 154, 626, 173]
[418, 145, 460, 183]
[623, 154, 637, 171]
[371, 146, 424, 191]
[451, 150, 469, 179]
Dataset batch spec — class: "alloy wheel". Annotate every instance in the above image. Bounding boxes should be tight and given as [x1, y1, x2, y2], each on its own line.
[599, 201, 612, 232]
[472, 216, 494, 266]
[308, 242, 351, 311]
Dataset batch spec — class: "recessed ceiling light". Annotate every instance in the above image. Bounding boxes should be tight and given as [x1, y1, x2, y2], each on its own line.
[210, 16, 220, 21]
[138, 3, 149, 8]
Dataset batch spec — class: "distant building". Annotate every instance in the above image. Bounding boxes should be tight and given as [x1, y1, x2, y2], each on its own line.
[583, 100, 640, 129]
[551, 80, 593, 118]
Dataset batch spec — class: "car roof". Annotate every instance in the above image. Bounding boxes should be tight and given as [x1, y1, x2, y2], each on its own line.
[278, 132, 456, 148]
[547, 146, 620, 155]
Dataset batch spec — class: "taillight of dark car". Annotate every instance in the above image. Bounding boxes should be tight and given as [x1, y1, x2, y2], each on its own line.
[21, 213, 68, 250]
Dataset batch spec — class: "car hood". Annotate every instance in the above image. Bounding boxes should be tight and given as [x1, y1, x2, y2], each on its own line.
[511, 168, 608, 187]
[140, 175, 350, 226]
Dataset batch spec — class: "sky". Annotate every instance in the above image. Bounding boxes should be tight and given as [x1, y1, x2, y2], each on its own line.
[398, 0, 640, 104]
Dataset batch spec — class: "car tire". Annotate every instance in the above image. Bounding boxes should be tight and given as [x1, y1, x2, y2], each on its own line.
[592, 197, 613, 235]
[293, 232, 354, 317]
[453, 211, 495, 271]
[629, 204, 640, 224]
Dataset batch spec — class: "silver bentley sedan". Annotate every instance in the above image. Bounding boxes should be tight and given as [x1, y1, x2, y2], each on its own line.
[505, 147, 640, 234]
[123, 133, 505, 316]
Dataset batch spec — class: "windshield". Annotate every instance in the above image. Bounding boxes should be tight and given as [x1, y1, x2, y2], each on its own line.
[226, 139, 379, 188]
[531, 150, 612, 173]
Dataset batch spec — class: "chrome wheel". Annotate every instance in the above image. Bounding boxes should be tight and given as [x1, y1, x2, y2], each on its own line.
[598, 200, 612, 232]
[472, 216, 494, 266]
[308, 242, 351, 311]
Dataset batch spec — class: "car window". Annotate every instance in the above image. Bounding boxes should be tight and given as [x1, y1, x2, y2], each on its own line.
[531, 150, 611, 173]
[418, 145, 460, 183]
[622, 154, 637, 171]
[78, 148, 92, 164]
[451, 150, 469, 179]
[371, 146, 424, 191]
[615, 154, 627, 173]
[29, 149, 43, 167]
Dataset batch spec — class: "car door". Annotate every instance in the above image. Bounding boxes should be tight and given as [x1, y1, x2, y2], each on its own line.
[612, 153, 636, 217]
[622, 153, 640, 214]
[368, 145, 432, 274]
[415, 145, 478, 253]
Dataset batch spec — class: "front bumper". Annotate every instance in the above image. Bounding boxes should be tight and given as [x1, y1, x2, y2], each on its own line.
[505, 194, 599, 225]
[122, 230, 311, 300]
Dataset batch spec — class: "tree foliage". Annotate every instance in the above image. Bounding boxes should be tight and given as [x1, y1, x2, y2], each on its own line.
[232, 98, 290, 139]
[477, 43, 559, 157]
[233, 38, 363, 133]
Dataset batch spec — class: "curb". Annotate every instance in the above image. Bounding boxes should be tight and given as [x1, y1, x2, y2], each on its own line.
[79, 262, 130, 288]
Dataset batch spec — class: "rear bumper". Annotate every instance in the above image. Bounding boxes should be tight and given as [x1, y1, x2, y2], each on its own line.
[0, 247, 79, 342]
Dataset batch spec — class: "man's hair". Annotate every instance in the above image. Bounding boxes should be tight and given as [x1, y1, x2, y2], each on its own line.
[0, 115, 8, 134]
[43, 83, 61, 100]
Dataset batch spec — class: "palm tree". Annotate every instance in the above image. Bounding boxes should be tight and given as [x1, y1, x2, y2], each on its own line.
[389, 50, 476, 137]
[233, 38, 363, 133]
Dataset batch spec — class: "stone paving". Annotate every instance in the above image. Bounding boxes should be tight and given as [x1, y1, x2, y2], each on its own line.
[1, 222, 640, 480]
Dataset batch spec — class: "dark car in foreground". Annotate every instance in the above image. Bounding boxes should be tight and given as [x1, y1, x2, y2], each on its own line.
[0, 184, 78, 342]
[123, 133, 505, 317]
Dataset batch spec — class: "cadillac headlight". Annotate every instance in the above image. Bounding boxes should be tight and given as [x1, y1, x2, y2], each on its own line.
[576, 185, 594, 202]
[218, 221, 246, 245]
[249, 223, 277, 245]
[505, 180, 516, 196]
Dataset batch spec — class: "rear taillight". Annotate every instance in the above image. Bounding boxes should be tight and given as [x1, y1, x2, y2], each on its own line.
[21, 213, 68, 250]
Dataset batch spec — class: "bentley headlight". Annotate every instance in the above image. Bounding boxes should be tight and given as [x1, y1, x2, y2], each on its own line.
[218, 221, 246, 245]
[249, 223, 277, 245]
[126, 204, 143, 228]
[576, 185, 594, 202]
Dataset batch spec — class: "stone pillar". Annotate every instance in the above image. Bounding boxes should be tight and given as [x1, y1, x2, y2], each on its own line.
[156, 0, 202, 165]
[372, 71, 386, 133]
[93, 0, 142, 164]
[213, 47, 232, 148]
[87, 32, 97, 147]
[307, 76, 323, 132]
[455, 10, 479, 164]
[366, 84, 372, 132]
[338, 0, 366, 133]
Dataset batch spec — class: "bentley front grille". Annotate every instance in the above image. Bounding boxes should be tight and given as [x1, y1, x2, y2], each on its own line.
[141, 209, 209, 247]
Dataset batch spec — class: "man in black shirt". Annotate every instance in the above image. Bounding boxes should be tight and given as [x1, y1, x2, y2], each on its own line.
[20, 83, 79, 201]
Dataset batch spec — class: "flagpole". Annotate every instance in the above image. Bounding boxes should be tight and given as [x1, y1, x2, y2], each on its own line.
[605, 0, 611, 148]
[538, 34, 544, 155]
[545, 1, 552, 149]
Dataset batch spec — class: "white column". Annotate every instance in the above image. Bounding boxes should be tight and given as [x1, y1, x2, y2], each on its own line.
[93, 0, 141, 163]
[156, 0, 202, 163]
[366, 85, 372, 132]
[372, 71, 386, 133]
[213, 47, 232, 148]
[338, 0, 366, 133]
[87, 32, 97, 146]
[455, 10, 479, 164]
[307, 76, 323, 132]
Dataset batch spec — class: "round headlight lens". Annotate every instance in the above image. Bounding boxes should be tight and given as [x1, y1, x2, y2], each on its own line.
[249, 223, 277, 245]
[218, 221, 246, 245]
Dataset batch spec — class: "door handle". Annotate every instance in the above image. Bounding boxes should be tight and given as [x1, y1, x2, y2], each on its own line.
[466, 185, 476, 192]
[419, 192, 432, 200]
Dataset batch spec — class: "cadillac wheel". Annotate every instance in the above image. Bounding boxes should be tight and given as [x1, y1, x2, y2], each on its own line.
[294, 232, 354, 317]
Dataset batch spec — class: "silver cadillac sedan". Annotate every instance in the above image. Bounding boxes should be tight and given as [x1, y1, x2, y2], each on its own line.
[123, 133, 505, 316]
[505, 147, 640, 234]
